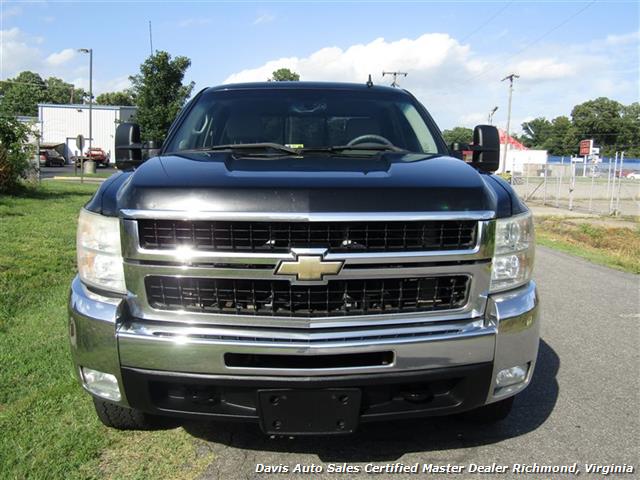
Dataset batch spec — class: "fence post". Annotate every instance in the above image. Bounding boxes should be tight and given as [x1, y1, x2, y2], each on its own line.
[605, 155, 613, 198]
[615, 152, 625, 216]
[543, 156, 548, 205]
[569, 161, 576, 210]
[609, 152, 618, 214]
[589, 164, 595, 212]
[557, 157, 564, 208]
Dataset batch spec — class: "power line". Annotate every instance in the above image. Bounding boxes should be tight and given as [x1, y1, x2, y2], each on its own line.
[423, 0, 598, 100]
[461, 0, 597, 85]
[459, 1, 513, 43]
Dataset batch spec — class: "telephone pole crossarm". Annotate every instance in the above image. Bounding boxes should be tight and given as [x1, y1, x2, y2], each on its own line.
[382, 71, 408, 87]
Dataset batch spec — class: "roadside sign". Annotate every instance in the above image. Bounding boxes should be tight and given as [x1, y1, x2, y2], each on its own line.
[76, 135, 85, 152]
[579, 139, 593, 156]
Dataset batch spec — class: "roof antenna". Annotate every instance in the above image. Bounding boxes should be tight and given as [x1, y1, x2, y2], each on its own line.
[366, 74, 373, 88]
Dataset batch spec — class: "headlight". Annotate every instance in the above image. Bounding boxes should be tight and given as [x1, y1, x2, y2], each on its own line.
[77, 209, 126, 294]
[490, 211, 535, 293]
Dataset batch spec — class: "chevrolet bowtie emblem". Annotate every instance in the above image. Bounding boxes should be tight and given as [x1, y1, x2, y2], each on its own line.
[276, 255, 343, 281]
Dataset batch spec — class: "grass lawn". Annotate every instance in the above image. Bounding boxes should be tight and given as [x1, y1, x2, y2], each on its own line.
[0, 182, 212, 479]
[535, 216, 640, 274]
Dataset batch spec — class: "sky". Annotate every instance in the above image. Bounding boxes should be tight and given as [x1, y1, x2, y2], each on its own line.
[1, 0, 638, 132]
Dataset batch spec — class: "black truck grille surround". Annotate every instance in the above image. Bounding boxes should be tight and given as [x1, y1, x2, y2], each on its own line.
[145, 275, 470, 317]
[137, 220, 477, 253]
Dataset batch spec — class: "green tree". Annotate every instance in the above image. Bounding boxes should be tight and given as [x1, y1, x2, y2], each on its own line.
[0, 117, 36, 192]
[441, 127, 473, 145]
[571, 97, 624, 156]
[0, 71, 46, 116]
[618, 102, 640, 157]
[270, 68, 300, 81]
[96, 90, 135, 106]
[45, 77, 86, 104]
[129, 51, 194, 141]
[0, 72, 88, 116]
[520, 117, 553, 149]
[545, 116, 578, 156]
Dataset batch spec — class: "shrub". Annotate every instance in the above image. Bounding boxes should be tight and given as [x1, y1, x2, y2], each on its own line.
[0, 117, 36, 192]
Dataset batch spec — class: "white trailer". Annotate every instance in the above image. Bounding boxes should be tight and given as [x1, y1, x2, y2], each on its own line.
[38, 103, 137, 164]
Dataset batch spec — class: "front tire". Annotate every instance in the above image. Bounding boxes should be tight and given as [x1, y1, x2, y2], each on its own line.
[463, 396, 515, 423]
[93, 397, 159, 430]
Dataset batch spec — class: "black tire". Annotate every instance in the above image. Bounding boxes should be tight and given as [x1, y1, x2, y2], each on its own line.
[93, 397, 158, 430]
[463, 396, 515, 423]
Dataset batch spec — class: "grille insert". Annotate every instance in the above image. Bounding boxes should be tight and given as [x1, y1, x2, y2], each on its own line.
[145, 275, 470, 317]
[138, 220, 477, 253]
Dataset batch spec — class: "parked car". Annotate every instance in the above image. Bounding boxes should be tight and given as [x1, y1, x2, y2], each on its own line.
[626, 172, 640, 180]
[615, 169, 633, 178]
[76, 147, 109, 167]
[70, 81, 539, 434]
[39, 149, 66, 167]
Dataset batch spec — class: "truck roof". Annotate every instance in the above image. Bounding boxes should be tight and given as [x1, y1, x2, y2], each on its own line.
[205, 81, 408, 96]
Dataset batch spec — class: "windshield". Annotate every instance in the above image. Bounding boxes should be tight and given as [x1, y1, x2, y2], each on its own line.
[164, 88, 444, 155]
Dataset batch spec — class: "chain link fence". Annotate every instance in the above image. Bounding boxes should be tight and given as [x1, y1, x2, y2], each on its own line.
[511, 157, 639, 217]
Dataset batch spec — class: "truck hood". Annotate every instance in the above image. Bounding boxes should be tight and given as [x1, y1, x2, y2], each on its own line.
[92, 152, 519, 217]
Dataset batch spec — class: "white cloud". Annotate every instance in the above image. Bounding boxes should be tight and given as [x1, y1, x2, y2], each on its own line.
[460, 112, 488, 125]
[253, 12, 275, 25]
[511, 58, 575, 81]
[605, 31, 640, 46]
[224, 34, 481, 85]
[46, 48, 76, 67]
[222, 31, 638, 131]
[0, 28, 41, 75]
[0, 6, 21, 20]
[177, 18, 211, 28]
[102, 75, 131, 92]
[0, 28, 126, 96]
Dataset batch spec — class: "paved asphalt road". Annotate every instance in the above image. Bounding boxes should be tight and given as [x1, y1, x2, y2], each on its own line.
[39, 165, 76, 179]
[39, 165, 114, 179]
[176, 247, 639, 479]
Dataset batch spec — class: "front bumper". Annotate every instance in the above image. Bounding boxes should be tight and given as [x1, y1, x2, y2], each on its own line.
[68, 276, 539, 419]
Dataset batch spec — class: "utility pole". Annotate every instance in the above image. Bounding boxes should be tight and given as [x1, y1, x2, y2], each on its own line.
[148, 21, 154, 56]
[382, 71, 407, 87]
[488, 106, 498, 125]
[501, 73, 519, 173]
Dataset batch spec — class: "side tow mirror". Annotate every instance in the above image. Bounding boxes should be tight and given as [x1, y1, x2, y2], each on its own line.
[470, 125, 500, 173]
[144, 140, 163, 160]
[115, 122, 143, 170]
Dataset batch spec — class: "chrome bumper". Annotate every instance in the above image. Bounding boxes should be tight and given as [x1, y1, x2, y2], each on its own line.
[68, 276, 539, 408]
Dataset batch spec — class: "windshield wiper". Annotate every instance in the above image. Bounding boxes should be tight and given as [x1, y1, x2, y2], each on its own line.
[181, 143, 300, 155]
[301, 144, 408, 154]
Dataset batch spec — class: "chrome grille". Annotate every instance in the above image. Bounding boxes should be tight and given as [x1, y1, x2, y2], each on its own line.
[145, 275, 470, 317]
[137, 219, 477, 253]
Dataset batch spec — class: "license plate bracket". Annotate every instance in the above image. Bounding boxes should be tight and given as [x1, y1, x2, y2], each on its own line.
[257, 388, 361, 435]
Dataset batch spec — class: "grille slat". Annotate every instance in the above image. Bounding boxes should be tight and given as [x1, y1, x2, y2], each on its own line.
[146, 276, 470, 317]
[138, 220, 477, 253]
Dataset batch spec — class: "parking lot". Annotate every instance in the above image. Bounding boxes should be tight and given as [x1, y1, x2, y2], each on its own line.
[177, 247, 639, 479]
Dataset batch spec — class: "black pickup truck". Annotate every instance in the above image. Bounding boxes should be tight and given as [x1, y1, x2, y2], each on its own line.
[69, 82, 539, 435]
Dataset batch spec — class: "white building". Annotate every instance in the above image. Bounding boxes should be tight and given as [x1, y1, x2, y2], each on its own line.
[38, 103, 137, 163]
[499, 146, 548, 174]
[497, 129, 547, 174]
